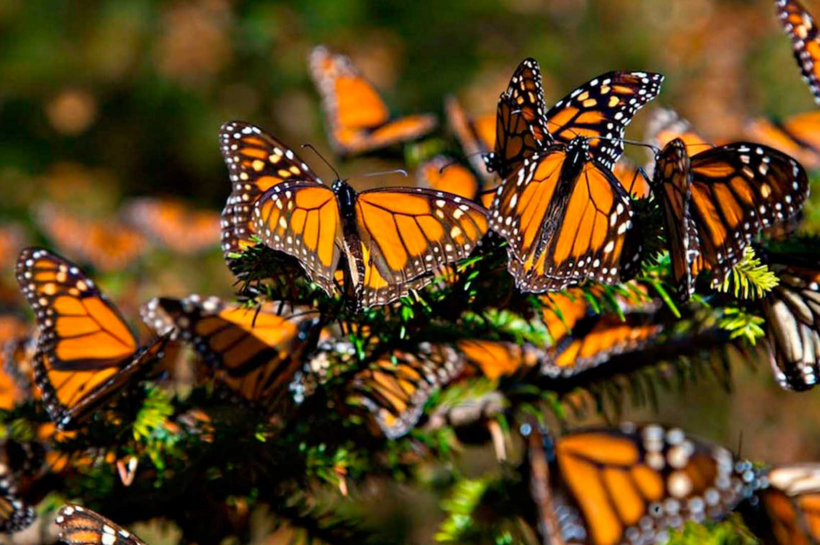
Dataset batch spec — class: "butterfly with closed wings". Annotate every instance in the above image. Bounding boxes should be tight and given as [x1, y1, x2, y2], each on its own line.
[653, 140, 809, 301]
[16, 248, 169, 430]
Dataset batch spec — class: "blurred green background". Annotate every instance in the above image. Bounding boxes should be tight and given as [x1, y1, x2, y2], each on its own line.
[2, 1, 820, 542]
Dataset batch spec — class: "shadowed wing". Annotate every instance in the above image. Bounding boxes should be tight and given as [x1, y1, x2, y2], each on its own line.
[355, 188, 489, 307]
[56, 505, 146, 545]
[253, 181, 343, 297]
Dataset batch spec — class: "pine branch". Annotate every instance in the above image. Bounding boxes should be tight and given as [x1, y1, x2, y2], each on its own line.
[716, 247, 779, 300]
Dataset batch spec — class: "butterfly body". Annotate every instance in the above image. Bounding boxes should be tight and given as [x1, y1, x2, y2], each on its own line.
[491, 137, 636, 292]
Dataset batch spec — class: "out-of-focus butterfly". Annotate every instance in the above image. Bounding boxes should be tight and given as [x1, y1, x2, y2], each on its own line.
[748, 463, 820, 545]
[746, 114, 820, 171]
[219, 121, 324, 265]
[445, 96, 496, 181]
[309, 45, 437, 156]
[0, 316, 35, 410]
[645, 108, 714, 157]
[349, 343, 464, 439]
[417, 156, 495, 208]
[16, 248, 169, 430]
[485, 58, 664, 178]
[525, 422, 759, 545]
[612, 158, 652, 199]
[56, 504, 146, 545]
[777, 0, 820, 105]
[456, 340, 541, 380]
[140, 295, 321, 405]
[34, 205, 146, 272]
[250, 139, 489, 310]
[491, 137, 643, 292]
[761, 251, 820, 391]
[541, 313, 663, 378]
[123, 198, 220, 255]
[0, 455, 33, 534]
[653, 140, 809, 301]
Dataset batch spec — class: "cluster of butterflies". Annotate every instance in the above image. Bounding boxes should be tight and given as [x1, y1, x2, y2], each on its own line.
[4, 0, 820, 543]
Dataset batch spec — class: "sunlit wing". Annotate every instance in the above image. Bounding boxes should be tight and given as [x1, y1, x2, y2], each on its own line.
[123, 197, 220, 254]
[645, 108, 714, 158]
[687, 143, 809, 285]
[355, 187, 489, 307]
[417, 156, 480, 202]
[253, 181, 343, 297]
[490, 138, 637, 293]
[142, 296, 321, 404]
[56, 505, 146, 545]
[349, 344, 464, 439]
[545, 71, 664, 170]
[777, 0, 820, 104]
[309, 46, 436, 155]
[529, 423, 758, 545]
[16, 248, 167, 429]
[219, 121, 322, 264]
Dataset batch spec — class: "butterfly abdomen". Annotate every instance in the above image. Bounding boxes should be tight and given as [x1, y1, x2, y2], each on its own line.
[332, 179, 366, 305]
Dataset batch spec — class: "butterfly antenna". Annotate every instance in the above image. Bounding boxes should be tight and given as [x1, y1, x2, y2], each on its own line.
[589, 136, 661, 157]
[301, 143, 342, 180]
[352, 168, 408, 181]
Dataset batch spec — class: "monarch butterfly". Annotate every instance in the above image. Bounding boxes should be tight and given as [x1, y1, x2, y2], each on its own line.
[308, 45, 437, 156]
[349, 344, 464, 439]
[56, 504, 146, 545]
[541, 313, 663, 378]
[16, 248, 169, 430]
[748, 463, 820, 545]
[612, 158, 652, 199]
[746, 114, 820, 171]
[456, 339, 541, 380]
[123, 198, 220, 255]
[490, 137, 643, 292]
[645, 108, 714, 157]
[486, 59, 664, 178]
[219, 121, 325, 265]
[777, 0, 820, 105]
[761, 252, 820, 391]
[654, 140, 809, 301]
[34, 205, 147, 272]
[0, 459, 33, 534]
[445, 96, 496, 181]
[140, 296, 321, 405]
[526, 422, 759, 545]
[417, 156, 494, 208]
[250, 140, 489, 310]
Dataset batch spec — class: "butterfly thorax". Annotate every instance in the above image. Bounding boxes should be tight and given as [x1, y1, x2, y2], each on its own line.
[331, 179, 366, 304]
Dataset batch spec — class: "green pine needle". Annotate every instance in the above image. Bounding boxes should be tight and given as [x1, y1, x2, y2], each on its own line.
[716, 247, 779, 300]
[717, 307, 766, 345]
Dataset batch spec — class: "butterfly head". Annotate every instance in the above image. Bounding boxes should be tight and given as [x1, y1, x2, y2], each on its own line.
[653, 138, 690, 186]
[562, 137, 592, 177]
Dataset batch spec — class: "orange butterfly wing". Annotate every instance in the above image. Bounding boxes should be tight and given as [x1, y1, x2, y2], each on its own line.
[445, 96, 496, 181]
[219, 122, 323, 264]
[457, 340, 539, 380]
[531, 424, 757, 545]
[417, 156, 480, 202]
[56, 505, 147, 545]
[777, 0, 820, 104]
[143, 296, 320, 404]
[757, 464, 820, 545]
[687, 143, 808, 285]
[16, 248, 167, 429]
[124, 198, 220, 254]
[309, 46, 436, 155]
[646, 108, 714, 157]
[491, 138, 637, 293]
[545, 71, 664, 170]
[355, 187, 488, 307]
[746, 114, 820, 171]
[350, 344, 464, 438]
[253, 181, 343, 297]
[612, 158, 651, 199]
